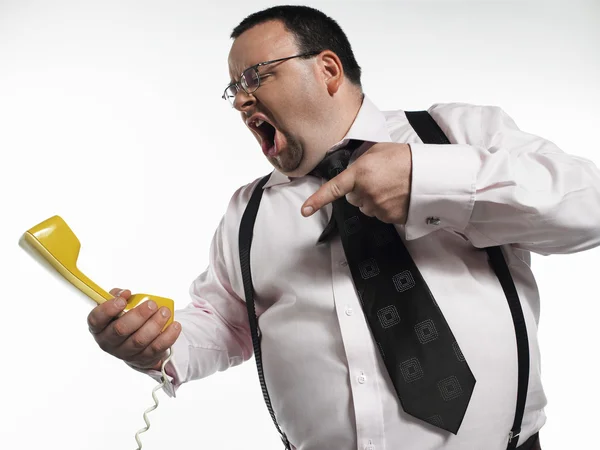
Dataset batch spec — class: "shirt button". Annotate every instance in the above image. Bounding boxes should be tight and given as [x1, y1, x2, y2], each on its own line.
[365, 446, 375, 450]
[345, 307, 354, 316]
[358, 372, 367, 384]
[340, 260, 348, 267]
[426, 217, 441, 226]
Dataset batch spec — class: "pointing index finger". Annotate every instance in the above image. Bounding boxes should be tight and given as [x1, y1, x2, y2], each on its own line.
[302, 168, 356, 216]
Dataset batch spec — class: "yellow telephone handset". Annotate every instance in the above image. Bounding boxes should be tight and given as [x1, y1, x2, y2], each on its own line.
[19, 215, 174, 330]
[20, 215, 176, 449]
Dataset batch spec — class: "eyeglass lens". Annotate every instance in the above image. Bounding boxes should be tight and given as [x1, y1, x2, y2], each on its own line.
[225, 67, 260, 106]
[241, 67, 260, 92]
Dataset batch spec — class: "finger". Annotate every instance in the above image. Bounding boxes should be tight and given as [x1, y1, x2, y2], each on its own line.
[94, 299, 160, 350]
[129, 321, 182, 370]
[109, 287, 132, 300]
[116, 306, 173, 359]
[302, 169, 356, 217]
[87, 296, 129, 334]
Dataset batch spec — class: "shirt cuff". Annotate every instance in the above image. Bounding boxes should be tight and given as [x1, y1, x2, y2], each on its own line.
[125, 327, 190, 398]
[404, 144, 478, 240]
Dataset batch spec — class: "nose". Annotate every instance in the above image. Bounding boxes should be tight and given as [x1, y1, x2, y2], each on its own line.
[233, 90, 256, 112]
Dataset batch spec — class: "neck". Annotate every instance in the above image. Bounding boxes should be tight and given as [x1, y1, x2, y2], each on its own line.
[319, 90, 364, 155]
[335, 92, 364, 143]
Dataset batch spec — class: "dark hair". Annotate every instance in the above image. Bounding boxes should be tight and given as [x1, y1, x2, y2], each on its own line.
[231, 5, 362, 87]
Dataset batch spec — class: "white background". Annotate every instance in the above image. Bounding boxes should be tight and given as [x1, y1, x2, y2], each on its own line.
[1, 0, 599, 449]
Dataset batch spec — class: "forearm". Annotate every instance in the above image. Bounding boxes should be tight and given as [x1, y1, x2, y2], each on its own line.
[405, 106, 600, 254]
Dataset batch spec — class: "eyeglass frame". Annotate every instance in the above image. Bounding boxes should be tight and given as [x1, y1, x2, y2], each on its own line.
[222, 51, 322, 105]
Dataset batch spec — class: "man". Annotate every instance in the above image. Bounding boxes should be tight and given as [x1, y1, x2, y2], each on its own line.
[86, 5, 600, 450]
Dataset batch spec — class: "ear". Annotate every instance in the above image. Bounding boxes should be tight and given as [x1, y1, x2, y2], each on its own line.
[318, 50, 344, 95]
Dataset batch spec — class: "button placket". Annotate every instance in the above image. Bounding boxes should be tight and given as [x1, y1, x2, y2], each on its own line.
[330, 239, 385, 450]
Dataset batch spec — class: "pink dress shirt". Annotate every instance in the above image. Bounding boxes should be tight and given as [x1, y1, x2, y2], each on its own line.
[135, 96, 600, 450]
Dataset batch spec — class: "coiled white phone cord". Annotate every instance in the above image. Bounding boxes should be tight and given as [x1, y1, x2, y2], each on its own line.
[134, 347, 173, 450]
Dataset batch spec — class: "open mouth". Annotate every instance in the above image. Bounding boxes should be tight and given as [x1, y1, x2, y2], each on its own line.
[248, 116, 279, 157]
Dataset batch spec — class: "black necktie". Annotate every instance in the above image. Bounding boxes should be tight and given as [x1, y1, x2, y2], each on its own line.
[311, 141, 476, 434]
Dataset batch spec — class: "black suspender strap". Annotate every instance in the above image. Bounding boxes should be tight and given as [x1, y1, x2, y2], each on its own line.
[238, 111, 532, 450]
[403, 110, 453, 145]
[239, 174, 292, 450]
[486, 247, 531, 449]
[405, 110, 530, 449]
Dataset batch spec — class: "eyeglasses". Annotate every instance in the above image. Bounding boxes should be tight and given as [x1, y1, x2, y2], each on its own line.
[222, 51, 321, 107]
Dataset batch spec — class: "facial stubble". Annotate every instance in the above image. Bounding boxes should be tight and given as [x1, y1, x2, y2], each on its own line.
[267, 130, 304, 173]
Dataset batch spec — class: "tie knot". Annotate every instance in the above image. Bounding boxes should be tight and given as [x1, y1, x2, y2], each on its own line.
[311, 139, 363, 181]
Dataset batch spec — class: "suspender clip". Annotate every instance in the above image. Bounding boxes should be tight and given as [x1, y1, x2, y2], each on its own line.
[508, 429, 521, 443]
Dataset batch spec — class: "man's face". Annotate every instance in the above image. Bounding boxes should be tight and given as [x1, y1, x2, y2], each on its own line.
[227, 20, 332, 177]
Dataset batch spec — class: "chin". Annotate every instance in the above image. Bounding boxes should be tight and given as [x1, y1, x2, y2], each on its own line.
[268, 157, 295, 176]
[267, 145, 308, 177]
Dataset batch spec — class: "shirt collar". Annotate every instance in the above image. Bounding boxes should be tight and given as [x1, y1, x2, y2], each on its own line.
[263, 95, 392, 189]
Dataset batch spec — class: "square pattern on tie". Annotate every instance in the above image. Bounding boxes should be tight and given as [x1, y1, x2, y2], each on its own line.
[415, 319, 438, 344]
[377, 305, 400, 328]
[426, 414, 445, 428]
[437, 376, 463, 401]
[359, 258, 380, 279]
[400, 357, 424, 383]
[392, 270, 415, 292]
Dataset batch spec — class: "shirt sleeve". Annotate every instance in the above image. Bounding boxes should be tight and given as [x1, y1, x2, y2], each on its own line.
[127, 187, 255, 397]
[404, 104, 600, 255]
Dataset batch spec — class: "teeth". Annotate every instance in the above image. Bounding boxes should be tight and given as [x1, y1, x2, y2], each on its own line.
[255, 119, 264, 127]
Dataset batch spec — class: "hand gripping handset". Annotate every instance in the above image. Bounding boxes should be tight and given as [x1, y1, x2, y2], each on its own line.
[19, 215, 175, 449]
